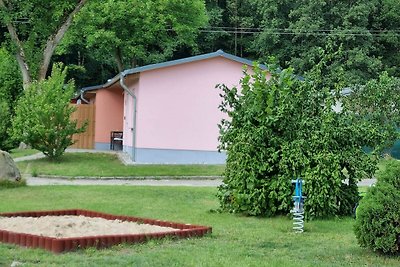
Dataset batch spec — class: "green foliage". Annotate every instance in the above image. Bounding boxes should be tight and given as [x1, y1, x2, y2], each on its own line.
[343, 72, 400, 152]
[0, 0, 86, 79]
[252, 0, 400, 84]
[0, 99, 11, 149]
[354, 160, 400, 254]
[0, 46, 22, 151]
[59, 0, 207, 72]
[217, 47, 398, 219]
[11, 63, 86, 160]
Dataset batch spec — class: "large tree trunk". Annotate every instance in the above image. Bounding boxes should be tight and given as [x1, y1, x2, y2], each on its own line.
[38, 0, 87, 80]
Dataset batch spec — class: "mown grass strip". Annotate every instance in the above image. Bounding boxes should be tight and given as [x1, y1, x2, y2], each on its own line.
[16, 153, 225, 177]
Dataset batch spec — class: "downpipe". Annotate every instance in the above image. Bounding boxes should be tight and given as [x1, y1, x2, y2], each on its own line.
[120, 72, 137, 162]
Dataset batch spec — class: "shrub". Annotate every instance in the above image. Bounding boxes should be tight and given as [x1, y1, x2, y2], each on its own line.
[217, 49, 398, 219]
[0, 99, 12, 150]
[354, 160, 400, 254]
[11, 63, 86, 160]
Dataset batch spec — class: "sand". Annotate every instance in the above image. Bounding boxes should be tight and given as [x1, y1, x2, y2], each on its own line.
[0, 215, 176, 238]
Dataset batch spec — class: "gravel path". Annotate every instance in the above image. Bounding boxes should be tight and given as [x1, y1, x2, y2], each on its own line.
[14, 149, 377, 187]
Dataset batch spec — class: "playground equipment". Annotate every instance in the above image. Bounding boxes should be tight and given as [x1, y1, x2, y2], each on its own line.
[291, 178, 305, 233]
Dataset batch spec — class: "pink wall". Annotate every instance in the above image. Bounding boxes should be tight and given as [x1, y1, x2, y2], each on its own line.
[123, 57, 249, 151]
[95, 86, 124, 143]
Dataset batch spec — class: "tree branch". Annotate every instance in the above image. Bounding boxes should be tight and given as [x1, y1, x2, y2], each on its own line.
[0, 0, 32, 88]
[38, 0, 87, 80]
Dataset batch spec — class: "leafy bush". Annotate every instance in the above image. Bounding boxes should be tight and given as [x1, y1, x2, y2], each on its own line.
[354, 160, 400, 254]
[217, 50, 399, 219]
[0, 100, 12, 150]
[0, 47, 23, 151]
[11, 63, 86, 160]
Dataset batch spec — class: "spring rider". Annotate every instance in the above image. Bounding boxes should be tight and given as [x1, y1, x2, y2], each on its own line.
[291, 178, 305, 233]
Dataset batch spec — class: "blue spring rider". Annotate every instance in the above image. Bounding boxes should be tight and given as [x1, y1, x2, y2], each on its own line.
[291, 178, 305, 233]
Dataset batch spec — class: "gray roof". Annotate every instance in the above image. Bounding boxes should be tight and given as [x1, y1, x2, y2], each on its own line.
[81, 50, 266, 92]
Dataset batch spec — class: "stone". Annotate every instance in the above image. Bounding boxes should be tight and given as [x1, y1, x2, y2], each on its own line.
[18, 142, 31, 149]
[11, 261, 24, 267]
[0, 150, 21, 181]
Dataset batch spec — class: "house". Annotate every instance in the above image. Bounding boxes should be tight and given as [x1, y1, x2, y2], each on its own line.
[79, 50, 267, 164]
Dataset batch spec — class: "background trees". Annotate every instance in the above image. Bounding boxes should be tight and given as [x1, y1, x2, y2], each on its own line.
[2, 0, 399, 89]
[57, 0, 207, 87]
[252, 0, 400, 85]
[0, 0, 87, 88]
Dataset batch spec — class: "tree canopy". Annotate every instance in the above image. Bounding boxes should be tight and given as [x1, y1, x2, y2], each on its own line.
[0, 0, 86, 87]
[59, 0, 207, 74]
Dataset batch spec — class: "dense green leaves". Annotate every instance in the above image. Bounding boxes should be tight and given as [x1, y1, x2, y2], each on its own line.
[252, 0, 400, 84]
[354, 160, 400, 254]
[343, 72, 400, 152]
[0, 0, 87, 84]
[11, 64, 86, 159]
[0, 46, 22, 150]
[60, 0, 207, 73]
[217, 48, 400, 219]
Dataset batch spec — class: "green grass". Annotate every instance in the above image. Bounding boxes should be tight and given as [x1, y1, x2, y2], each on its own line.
[9, 148, 40, 159]
[0, 186, 398, 266]
[16, 153, 225, 177]
[0, 179, 26, 189]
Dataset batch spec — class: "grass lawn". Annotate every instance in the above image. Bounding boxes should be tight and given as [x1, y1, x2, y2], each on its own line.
[9, 149, 40, 159]
[0, 186, 398, 267]
[16, 153, 225, 177]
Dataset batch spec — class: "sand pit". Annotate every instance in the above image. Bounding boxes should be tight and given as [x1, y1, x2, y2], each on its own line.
[0, 215, 176, 238]
[0, 209, 212, 253]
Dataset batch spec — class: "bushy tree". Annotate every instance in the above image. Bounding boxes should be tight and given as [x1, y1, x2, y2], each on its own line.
[60, 0, 207, 73]
[217, 50, 399, 219]
[11, 63, 86, 160]
[354, 160, 400, 254]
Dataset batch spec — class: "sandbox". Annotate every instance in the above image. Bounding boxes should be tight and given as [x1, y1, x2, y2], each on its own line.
[0, 209, 212, 253]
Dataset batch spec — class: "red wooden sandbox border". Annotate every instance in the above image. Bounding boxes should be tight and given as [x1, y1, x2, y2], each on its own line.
[0, 209, 212, 253]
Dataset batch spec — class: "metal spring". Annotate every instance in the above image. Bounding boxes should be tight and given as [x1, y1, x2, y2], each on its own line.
[292, 210, 304, 233]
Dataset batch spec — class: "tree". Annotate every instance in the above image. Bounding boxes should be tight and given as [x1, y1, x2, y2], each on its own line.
[0, 0, 87, 88]
[252, 0, 400, 84]
[60, 0, 207, 73]
[217, 48, 398, 218]
[11, 63, 86, 159]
